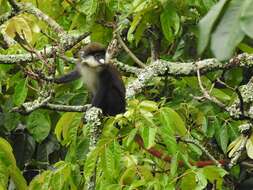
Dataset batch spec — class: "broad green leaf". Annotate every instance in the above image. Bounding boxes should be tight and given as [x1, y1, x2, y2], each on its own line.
[80, 0, 98, 18]
[55, 112, 81, 143]
[112, 141, 122, 176]
[159, 109, 177, 154]
[5, 17, 32, 42]
[27, 110, 51, 142]
[198, 0, 228, 54]
[127, 12, 142, 42]
[0, 138, 16, 166]
[246, 134, 253, 159]
[238, 43, 253, 53]
[103, 184, 121, 190]
[0, 163, 8, 190]
[4, 112, 20, 132]
[202, 166, 227, 189]
[219, 126, 229, 153]
[130, 179, 146, 188]
[141, 126, 157, 149]
[224, 68, 243, 86]
[120, 166, 136, 186]
[139, 166, 153, 181]
[84, 149, 99, 181]
[160, 6, 180, 42]
[240, 0, 253, 38]
[211, 0, 245, 60]
[159, 107, 187, 136]
[126, 128, 138, 147]
[180, 171, 196, 190]
[196, 171, 208, 190]
[104, 146, 115, 180]
[13, 79, 28, 106]
[139, 100, 158, 112]
[170, 152, 178, 177]
[9, 166, 28, 190]
[0, 138, 27, 189]
[210, 88, 231, 102]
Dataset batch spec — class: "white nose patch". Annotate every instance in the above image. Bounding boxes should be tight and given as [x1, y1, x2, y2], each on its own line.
[81, 56, 100, 67]
[99, 58, 105, 64]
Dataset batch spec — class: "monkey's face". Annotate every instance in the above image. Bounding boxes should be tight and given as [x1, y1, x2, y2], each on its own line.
[80, 54, 105, 68]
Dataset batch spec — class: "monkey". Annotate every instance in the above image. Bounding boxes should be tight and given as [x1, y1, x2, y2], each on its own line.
[55, 43, 126, 116]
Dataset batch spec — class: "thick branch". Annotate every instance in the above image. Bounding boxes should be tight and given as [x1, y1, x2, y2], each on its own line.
[0, 32, 89, 64]
[0, 9, 21, 25]
[7, 0, 20, 12]
[126, 53, 253, 98]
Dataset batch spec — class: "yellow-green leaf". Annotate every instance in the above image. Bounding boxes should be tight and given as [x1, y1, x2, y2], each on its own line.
[246, 134, 253, 159]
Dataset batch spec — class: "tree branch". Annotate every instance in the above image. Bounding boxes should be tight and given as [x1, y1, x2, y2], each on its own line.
[126, 53, 253, 98]
[0, 32, 89, 64]
[116, 32, 146, 68]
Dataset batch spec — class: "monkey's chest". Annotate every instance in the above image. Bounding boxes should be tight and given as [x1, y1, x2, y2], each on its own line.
[78, 65, 98, 95]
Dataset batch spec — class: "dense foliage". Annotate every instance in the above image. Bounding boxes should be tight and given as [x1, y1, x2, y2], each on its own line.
[0, 0, 253, 189]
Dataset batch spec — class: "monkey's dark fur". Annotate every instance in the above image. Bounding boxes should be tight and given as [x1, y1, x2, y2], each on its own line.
[55, 43, 126, 116]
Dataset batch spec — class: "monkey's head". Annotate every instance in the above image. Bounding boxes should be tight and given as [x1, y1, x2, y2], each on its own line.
[78, 42, 106, 68]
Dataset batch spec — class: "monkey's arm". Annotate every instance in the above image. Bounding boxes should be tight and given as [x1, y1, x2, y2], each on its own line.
[54, 70, 81, 84]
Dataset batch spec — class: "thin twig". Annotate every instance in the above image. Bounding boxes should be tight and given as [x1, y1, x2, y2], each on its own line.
[197, 68, 226, 108]
[180, 138, 221, 167]
[116, 32, 145, 68]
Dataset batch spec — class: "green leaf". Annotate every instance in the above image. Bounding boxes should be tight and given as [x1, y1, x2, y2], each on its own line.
[202, 166, 227, 189]
[120, 166, 136, 186]
[141, 126, 157, 149]
[127, 12, 142, 42]
[170, 152, 178, 177]
[238, 43, 253, 53]
[180, 171, 196, 190]
[224, 68, 243, 86]
[0, 138, 16, 166]
[4, 112, 20, 132]
[126, 128, 137, 147]
[240, 0, 253, 38]
[211, 0, 245, 60]
[9, 166, 28, 190]
[196, 171, 208, 190]
[159, 107, 187, 136]
[0, 138, 27, 190]
[210, 88, 231, 102]
[27, 110, 51, 142]
[160, 6, 180, 42]
[55, 112, 82, 144]
[80, 0, 98, 18]
[104, 146, 115, 179]
[13, 79, 28, 106]
[246, 135, 253, 159]
[220, 126, 229, 154]
[216, 125, 229, 153]
[198, 0, 228, 54]
[159, 108, 177, 154]
[139, 100, 158, 112]
[84, 149, 99, 181]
